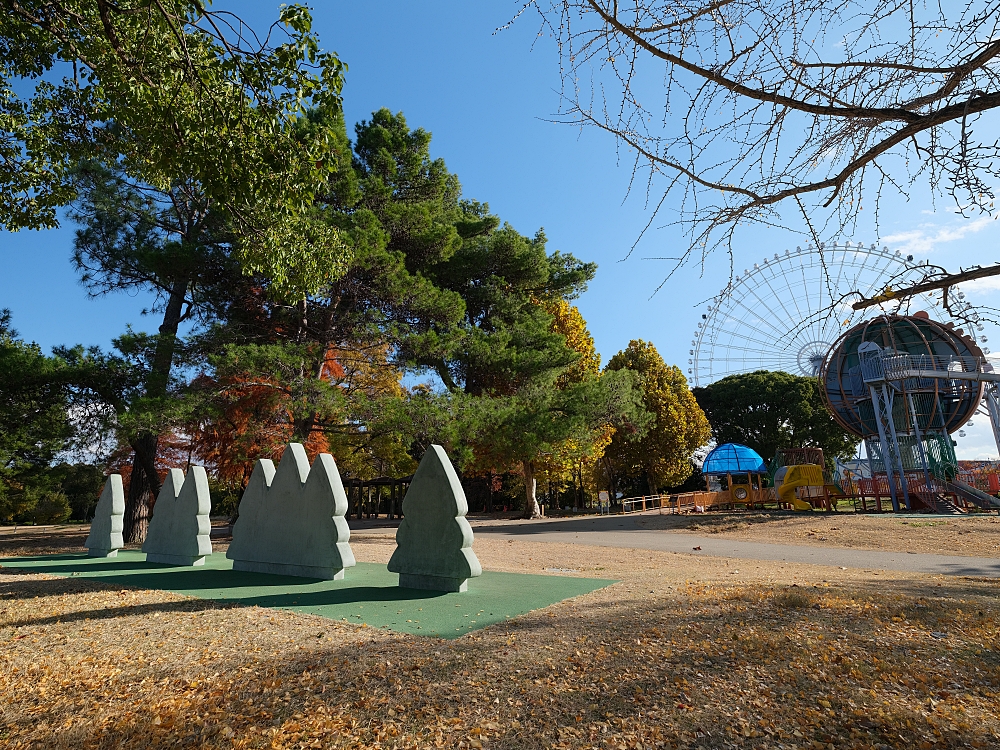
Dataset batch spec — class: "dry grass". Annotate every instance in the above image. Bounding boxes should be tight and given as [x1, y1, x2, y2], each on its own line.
[3, 533, 1000, 748]
[0, 526, 92, 557]
[634, 511, 1000, 557]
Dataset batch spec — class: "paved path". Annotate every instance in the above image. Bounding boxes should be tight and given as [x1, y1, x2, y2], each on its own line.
[357, 514, 1000, 578]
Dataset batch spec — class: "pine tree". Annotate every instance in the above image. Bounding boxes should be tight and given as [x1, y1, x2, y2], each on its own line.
[388, 445, 481, 592]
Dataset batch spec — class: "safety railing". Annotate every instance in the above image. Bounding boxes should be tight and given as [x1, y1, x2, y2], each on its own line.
[862, 352, 989, 383]
[620, 494, 669, 514]
[618, 490, 773, 514]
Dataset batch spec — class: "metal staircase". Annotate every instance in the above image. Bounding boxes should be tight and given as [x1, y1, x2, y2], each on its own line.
[858, 343, 1000, 513]
[911, 491, 965, 514]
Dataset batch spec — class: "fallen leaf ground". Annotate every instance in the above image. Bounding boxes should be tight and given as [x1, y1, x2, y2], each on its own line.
[2, 533, 1000, 749]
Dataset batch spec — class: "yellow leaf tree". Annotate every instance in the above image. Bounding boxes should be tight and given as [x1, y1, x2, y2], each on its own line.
[535, 300, 612, 508]
[603, 340, 711, 495]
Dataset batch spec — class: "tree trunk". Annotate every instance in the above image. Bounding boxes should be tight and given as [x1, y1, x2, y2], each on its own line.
[292, 414, 315, 442]
[123, 433, 158, 543]
[522, 460, 541, 519]
[603, 456, 617, 507]
[124, 277, 188, 544]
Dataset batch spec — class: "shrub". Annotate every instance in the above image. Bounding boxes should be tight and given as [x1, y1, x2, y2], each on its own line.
[30, 489, 72, 524]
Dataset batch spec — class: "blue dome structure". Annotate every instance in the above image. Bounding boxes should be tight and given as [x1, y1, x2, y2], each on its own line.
[702, 443, 767, 475]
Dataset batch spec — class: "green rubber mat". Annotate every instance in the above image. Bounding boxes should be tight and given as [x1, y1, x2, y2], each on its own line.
[0, 551, 615, 638]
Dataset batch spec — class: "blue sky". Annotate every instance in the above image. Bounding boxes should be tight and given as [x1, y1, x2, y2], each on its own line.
[3, 1, 1000, 458]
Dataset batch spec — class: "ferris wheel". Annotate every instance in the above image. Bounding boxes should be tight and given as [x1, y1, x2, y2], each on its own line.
[688, 242, 986, 387]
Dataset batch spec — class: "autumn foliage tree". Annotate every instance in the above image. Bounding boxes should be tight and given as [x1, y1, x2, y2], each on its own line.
[185, 109, 468, 489]
[602, 340, 711, 496]
[534, 299, 615, 508]
[190, 343, 408, 499]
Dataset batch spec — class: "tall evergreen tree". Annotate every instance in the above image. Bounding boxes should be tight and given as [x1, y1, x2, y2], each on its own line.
[693, 370, 858, 466]
[191, 110, 472, 486]
[422, 219, 646, 517]
[60, 164, 262, 541]
[0, 312, 74, 523]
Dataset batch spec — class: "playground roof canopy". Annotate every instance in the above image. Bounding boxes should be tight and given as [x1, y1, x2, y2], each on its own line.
[702, 443, 767, 475]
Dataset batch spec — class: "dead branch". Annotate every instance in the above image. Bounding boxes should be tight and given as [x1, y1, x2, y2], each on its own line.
[525, 0, 1000, 271]
[852, 263, 1000, 310]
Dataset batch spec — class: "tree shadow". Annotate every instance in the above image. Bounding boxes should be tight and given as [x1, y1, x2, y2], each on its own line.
[8, 568, 1000, 750]
[471, 515, 642, 536]
[0, 527, 90, 556]
[1, 573, 446, 630]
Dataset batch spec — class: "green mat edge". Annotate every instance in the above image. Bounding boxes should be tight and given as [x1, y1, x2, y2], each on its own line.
[0, 551, 617, 639]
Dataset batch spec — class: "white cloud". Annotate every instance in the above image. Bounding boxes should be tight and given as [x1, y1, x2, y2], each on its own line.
[881, 215, 996, 256]
[962, 275, 1000, 294]
[954, 421, 1000, 461]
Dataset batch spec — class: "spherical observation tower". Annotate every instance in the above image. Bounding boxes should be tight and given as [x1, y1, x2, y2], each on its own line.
[818, 313, 993, 511]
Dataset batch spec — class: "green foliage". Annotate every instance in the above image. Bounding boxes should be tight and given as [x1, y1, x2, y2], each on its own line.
[354, 385, 471, 472]
[26, 487, 73, 524]
[56, 154, 277, 540]
[413, 215, 644, 515]
[316, 109, 467, 355]
[603, 340, 711, 492]
[3, 83, 635, 518]
[693, 370, 859, 465]
[424, 217, 596, 396]
[476, 371, 646, 472]
[0, 311, 75, 523]
[192, 110, 474, 480]
[49, 463, 106, 521]
[206, 475, 241, 519]
[1, 2, 348, 295]
[352, 109, 467, 270]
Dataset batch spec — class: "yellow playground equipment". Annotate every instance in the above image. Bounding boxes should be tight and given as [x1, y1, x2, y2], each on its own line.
[774, 464, 826, 511]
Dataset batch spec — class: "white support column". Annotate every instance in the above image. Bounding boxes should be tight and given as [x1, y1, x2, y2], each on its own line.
[870, 385, 901, 513]
[985, 385, 1000, 459]
[882, 385, 911, 511]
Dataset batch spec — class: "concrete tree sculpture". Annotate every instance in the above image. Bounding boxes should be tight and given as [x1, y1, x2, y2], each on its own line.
[142, 466, 212, 566]
[227, 443, 355, 579]
[388, 444, 482, 592]
[84, 475, 124, 557]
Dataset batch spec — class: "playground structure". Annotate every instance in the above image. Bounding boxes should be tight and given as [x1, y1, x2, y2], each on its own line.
[681, 241, 1000, 516]
[614, 444, 835, 514]
[957, 460, 1000, 495]
[701, 443, 771, 508]
[773, 465, 825, 511]
[768, 447, 841, 511]
[820, 313, 1000, 513]
[619, 310, 1000, 516]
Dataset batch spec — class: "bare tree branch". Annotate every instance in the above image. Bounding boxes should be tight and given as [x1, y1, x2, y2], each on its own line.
[852, 263, 1000, 310]
[524, 0, 1000, 278]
